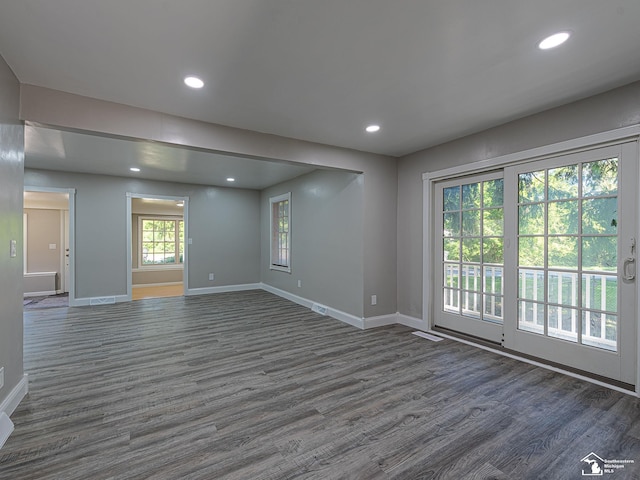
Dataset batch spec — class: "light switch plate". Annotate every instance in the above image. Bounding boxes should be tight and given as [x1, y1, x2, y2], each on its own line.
[9, 240, 16, 258]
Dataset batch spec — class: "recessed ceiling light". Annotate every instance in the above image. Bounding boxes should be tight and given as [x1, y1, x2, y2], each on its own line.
[365, 125, 381, 133]
[130, 167, 141, 172]
[538, 32, 570, 50]
[226, 177, 235, 182]
[184, 76, 205, 89]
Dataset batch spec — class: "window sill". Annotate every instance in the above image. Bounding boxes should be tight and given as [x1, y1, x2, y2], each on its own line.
[133, 265, 184, 272]
[270, 265, 291, 273]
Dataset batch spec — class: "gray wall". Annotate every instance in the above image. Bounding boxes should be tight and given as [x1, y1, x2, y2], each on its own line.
[20, 86, 398, 317]
[261, 170, 364, 317]
[397, 80, 640, 319]
[0, 55, 24, 407]
[24, 169, 260, 299]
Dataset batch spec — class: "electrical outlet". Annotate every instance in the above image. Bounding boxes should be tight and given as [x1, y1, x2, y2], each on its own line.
[297, 280, 302, 288]
[371, 295, 377, 306]
[209, 273, 215, 281]
[0, 367, 4, 389]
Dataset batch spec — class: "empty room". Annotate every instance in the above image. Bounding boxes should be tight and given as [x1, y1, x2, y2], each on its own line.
[2, 2, 640, 479]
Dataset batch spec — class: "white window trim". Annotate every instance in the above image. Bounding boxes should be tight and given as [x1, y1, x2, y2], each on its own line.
[269, 192, 292, 273]
[138, 215, 185, 269]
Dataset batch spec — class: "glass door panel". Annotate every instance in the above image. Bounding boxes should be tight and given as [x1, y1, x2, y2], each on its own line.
[435, 172, 504, 343]
[503, 143, 637, 384]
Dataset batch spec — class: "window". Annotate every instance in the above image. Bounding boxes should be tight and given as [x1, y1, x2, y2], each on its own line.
[139, 217, 184, 266]
[270, 193, 291, 272]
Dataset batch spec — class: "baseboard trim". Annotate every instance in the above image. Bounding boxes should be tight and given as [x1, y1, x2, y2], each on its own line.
[260, 283, 364, 329]
[0, 374, 29, 418]
[23, 290, 57, 298]
[186, 283, 262, 296]
[71, 294, 129, 307]
[0, 413, 13, 450]
[397, 313, 427, 330]
[362, 314, 398, 329]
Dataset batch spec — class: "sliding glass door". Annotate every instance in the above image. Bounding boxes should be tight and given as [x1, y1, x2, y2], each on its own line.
[433, 142, 637, 384]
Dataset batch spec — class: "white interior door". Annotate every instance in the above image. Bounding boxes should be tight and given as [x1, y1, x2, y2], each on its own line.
[503, 143, 637, 384]
[63, 210, 70, 293]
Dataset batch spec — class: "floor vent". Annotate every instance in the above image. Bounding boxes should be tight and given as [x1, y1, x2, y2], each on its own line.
[412, 331, 443, 342]
[311, 303, 328, 316]
[89, 296, 116, 306]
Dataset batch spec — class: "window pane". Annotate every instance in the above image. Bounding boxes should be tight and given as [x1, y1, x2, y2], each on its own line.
[518, 204, 544, 235]
[518, 269, 545, 302]
[483, 295, 503, 321]
[443, 238, 460, 261]
[582, 198, 617, 235]
[462, 183, 480, 209]
[548, 201, 578, 235]
[461, 265, 481, 292]
[582, 236, 617, 272]
[462, 210, 480, 236]
[443, 212, 460, 236]
[443, 288, 459, 312]
[443, 187, 460, 212]
[548, 164, 578, 200]
[518, 171, 545, 203]
[583, 158, 618, 197]
[444, 263, 459, 288]
[582, 274, 617, 313]
[582, 312, 617, 351]
[548, 236, 578, 269]
[483, 208, 503, 236]
[483, 179, 503, 208]
[518, 236, 544, 267]
[482, 238, 503, 264]
[547, 306, 578, 342]
[548, 271, 578, 307]
[462, 238, 480, 263]
[483, 266, 503, 295]
[518, 300, 544, 334]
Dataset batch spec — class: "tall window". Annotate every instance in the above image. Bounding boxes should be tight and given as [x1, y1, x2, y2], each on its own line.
[270, 193, 291, 272]
[139, 217, 184, 266]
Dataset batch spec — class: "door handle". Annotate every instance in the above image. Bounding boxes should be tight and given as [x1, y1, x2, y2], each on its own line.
[623, 257, 636, 281]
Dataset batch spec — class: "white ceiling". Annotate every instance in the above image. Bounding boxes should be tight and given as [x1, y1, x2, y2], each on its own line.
[2, 1, 640, 160]
[24, 126, 317, 189]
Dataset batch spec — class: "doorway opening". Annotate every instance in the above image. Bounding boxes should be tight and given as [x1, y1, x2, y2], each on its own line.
[23, 187, 75, 308]
[127, 194, 188, 301]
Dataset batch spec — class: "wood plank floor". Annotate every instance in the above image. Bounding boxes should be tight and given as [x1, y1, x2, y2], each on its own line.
[2, 290, 640, 479]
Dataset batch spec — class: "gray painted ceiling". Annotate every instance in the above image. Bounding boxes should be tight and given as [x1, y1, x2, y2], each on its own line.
[2, 1, 640, 160]
[25, 126, 317, 190]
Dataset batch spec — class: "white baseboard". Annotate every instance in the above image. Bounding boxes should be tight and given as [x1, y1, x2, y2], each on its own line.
[186, 283, 262, 296]
[0, 374, 28, 450]
[0, 413, 13, 450]
[71, 294, 129, 307]
[260, 283, 364, 329]
[362, 314, 398, 329]
[23, 290, 57, 298]
[397, 313, 427, 330]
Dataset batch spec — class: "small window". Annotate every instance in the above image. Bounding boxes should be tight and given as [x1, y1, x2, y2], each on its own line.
[139, 217, 184, 266]
[270, 193, 291, 272]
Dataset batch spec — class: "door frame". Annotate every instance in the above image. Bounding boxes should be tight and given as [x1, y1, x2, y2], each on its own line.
[126, 193, 189, 300]
[422, 125, 640, 394]
[23, 186, 76, 305]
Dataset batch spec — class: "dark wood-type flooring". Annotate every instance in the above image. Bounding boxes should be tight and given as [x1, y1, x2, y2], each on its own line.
[2, 290, 640, 479]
